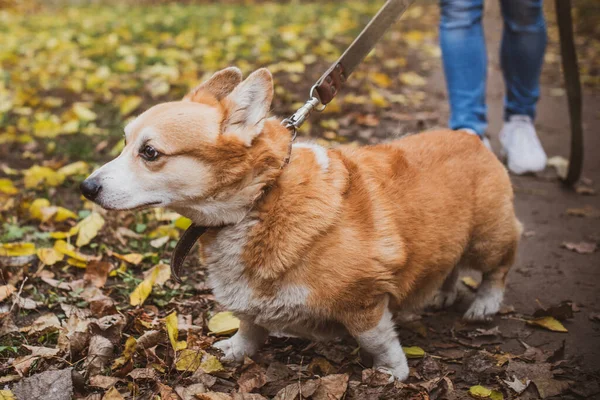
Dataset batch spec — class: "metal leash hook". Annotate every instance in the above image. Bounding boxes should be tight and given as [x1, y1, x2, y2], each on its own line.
[282, 85, 327, 140]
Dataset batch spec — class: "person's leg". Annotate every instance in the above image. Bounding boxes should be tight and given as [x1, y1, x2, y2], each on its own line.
[439, 0, 487, 137]
[499, 0, 548, 174]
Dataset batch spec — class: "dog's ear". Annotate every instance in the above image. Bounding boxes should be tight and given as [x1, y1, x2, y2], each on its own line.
[184, 67, 243, 102]
[221, 68, 273, 145]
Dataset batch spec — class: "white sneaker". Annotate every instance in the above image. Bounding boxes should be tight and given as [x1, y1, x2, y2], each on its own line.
[499, 115, 547, 175]
[459, 128, 492, 151]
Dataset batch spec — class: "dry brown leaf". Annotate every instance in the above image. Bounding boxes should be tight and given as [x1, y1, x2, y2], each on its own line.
[237, 362, 267, 393]
[157, 383, 180, 400]
[89, 375, 121, 389]
[13, 346, 60, 376]
[0, 284, 16, 302]
[196, 393, 233, 400]
[20, 313, 61, 334]
[175, 383, 207, 400]
[312, 374, 349, 400]
[507, 361, 570, 398]
[566, 205, 600, 218]
[562, 241, 597, 254]
[128, 368, 157, 380]
[85, 335, 114, 377]
[84, 261, 111, 288]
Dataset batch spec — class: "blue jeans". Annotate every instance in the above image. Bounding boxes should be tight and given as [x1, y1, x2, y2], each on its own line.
[439, 0, 547, 136]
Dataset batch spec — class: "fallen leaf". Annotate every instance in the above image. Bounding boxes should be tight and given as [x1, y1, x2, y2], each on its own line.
[561, 241, 597, 254]
[503, 375, 530, 394]
[13, 346, 60, 376]
[119, 96, 143, 116]
[165, 311, 187, 351]
[312, 374, 349, 400]
[57, 161, 89, 177]
[102, 387, 125, 400]
[176, 349, 203, 372]
[113, 252, 143, 265]
[76, 212, 105, 247]
[84, 261, 111, 288]
[89, 375, 120, 389]
[129, 264, 162, 306]
[143, 263, 170, 286]
[238, 363, 267, 393]
[72, 103, 97, 121]
[85, 335, 114, 377]
[0, 390, 15, 400]
[53, 240, 89, 262]
[0, 179, 18, 195]
[175, 383, 207, 400]
[201, 354, 224, 374]
[468, 385, 492, 398]
[547, 156, 569, 179]
[507, 361, 570, 398]
[400, 71, 426, 86]
[0, 285, 16, 302]
[527, 317, 568, 332]
[0, 242, 36, 257]
[208, 311, 240, 335]
[128, 368, 157, 380]
[403, 346, 425, 358]
[37, 248, 65, 266]
[462, 276, 480, 290]
[111, 336, 137, 370]
[566, 205, 600, 218]
[21, 313, 61, 334]
[196, 393, 232, 400]
[23, 165, 65, 189]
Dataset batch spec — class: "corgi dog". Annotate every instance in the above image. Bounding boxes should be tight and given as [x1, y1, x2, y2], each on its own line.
[81, 67, 522, 380]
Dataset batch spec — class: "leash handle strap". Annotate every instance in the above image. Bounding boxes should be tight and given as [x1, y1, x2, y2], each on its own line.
[315, 0, 415, 105]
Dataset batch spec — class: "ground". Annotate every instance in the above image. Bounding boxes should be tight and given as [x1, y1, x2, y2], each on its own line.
[0, 1, 599, 399]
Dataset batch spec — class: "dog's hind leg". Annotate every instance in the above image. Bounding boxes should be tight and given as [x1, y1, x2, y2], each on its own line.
[431, 265, 460, 309]
[463, 218, 521, 321]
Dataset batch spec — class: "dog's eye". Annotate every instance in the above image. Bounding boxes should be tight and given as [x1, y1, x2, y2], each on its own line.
[140, 144, 160, 161]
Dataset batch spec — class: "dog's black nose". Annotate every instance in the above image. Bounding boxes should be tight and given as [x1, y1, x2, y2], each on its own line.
[80, 178, 102, 201]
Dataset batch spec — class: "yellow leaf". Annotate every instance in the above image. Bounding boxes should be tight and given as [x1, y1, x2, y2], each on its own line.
[49, 225, 79, 239]
[0, 242, 36, 257]
[402, 346, 425, 359]
[129, 266, 159, 307]
[112, 336, 137, 370]
[165, 311, 187, 351]
[114, 252, 143, 265]
[37, 248, 64, 266]
[57, 161, 89, 177]
[0, 389, 15, 400]
[207, 311, 240, 335]
[368, 72, 392, 88]
[119, 96, 143, 116]
[53, 240, 89, 262]
[0, 179, 18, 195]
[29, 198, 51, 220]
[175, 349, 203, 372]
[174, 216, 192, 230]
[54, 207, 78, 222]
[109, 262, 127, 277]
[72, 103, 97, 122]
[67, 257, 87, 268]
[76, 212, 105, 247]
[144, 264, 171, 286]
[469, 385, 492, 398]
[399, 71, 427, 87]
[527, 316, 568, 333]
[23, 166, 65, 189]
[490, 391, 504, 400]
[369, 89, 389, 108]
[462, 276, 480, 290]
[201, 354, 224, 374]
[102, 387, 125, 400]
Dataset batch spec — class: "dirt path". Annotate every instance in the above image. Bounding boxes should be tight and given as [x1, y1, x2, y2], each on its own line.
[425, 2, 600, 374]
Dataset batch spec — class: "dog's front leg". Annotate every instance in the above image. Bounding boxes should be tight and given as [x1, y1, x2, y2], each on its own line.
[347, 301, 409, 381]
[213, 318, 268, 363]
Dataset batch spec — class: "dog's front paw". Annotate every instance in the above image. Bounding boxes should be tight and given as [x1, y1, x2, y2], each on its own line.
[375, 364, 409, 382]
[213, 336, 257, 363]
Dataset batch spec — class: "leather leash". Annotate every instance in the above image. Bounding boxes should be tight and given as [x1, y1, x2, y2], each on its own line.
[171, 0, 414, 282]
[555, 0, 584, 186]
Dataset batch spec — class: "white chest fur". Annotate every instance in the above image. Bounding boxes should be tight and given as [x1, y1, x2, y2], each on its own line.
[204, 219, 335, 338]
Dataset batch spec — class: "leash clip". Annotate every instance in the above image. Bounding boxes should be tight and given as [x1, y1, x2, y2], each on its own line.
[282, 85, 327, 138]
